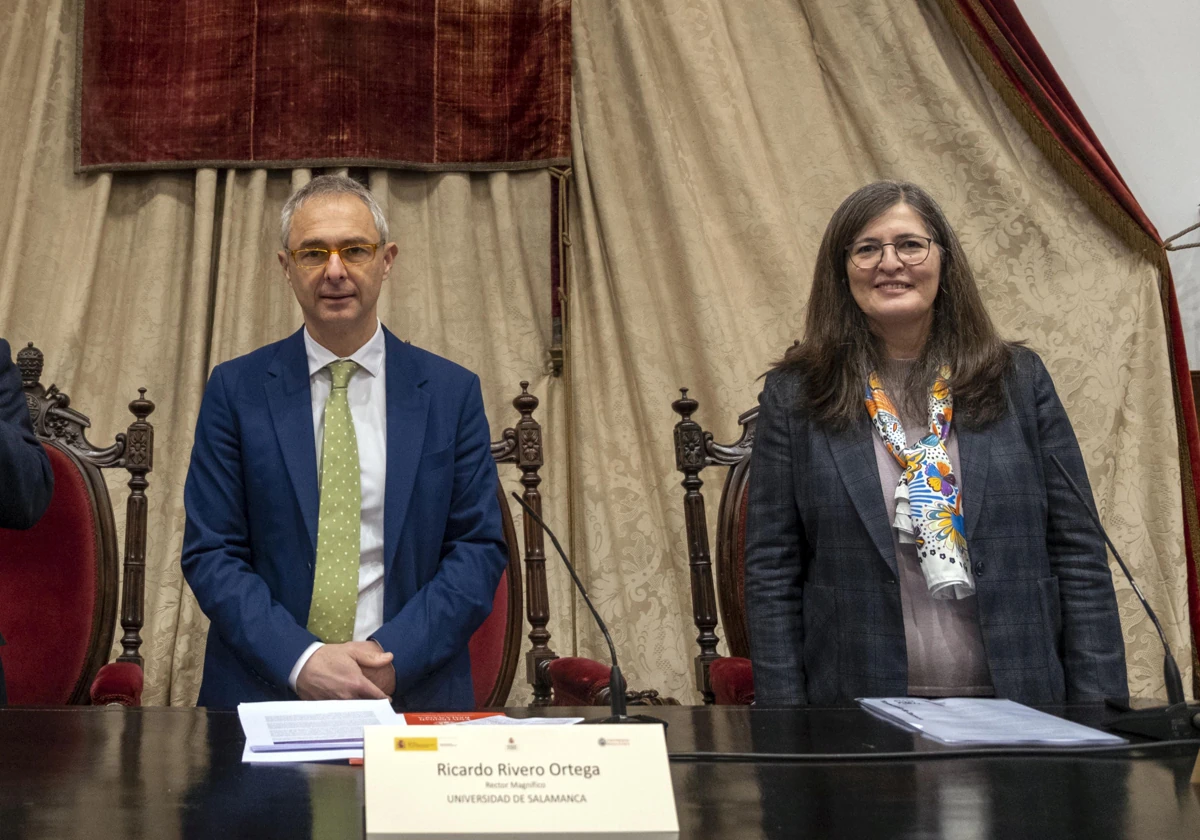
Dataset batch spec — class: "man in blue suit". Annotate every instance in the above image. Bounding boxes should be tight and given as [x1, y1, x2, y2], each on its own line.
[182, 175, 508, 710]
[0, 337, 56, 705]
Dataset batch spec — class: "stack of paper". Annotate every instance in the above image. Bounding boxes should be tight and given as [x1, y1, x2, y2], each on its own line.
[239, 699, 400, 763]
[237, 700, 584, 763]
[858, 697, 1126, 746]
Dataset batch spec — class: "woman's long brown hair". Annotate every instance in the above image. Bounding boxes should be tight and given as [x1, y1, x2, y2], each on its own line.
[773, 181, 1012, 429]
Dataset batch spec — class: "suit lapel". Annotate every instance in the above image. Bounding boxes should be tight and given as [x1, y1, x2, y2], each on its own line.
[265, 329, 320, 556]
[828, 417, 898, 576]
[957, 424, 990, 541]
[382, 330, 430, 577]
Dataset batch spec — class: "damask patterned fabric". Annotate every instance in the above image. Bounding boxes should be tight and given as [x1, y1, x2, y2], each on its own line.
[77, 0, 571, 171]
[567, 0, 1192, 703]
[1, 0, 1192, 708]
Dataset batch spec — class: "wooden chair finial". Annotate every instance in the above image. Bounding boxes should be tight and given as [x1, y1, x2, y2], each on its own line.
[672, 387, 698, 423]
[513, 380, 538, 420]
[17, 342, 43, 388]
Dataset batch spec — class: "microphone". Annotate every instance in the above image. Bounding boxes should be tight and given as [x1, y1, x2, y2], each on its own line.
[1048, 455, 1199, 740]
[510, 492, 665, 726]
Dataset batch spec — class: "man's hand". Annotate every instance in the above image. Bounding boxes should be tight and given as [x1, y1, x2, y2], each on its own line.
[295, 642, 395, 700]
[363, 640, 397, 697]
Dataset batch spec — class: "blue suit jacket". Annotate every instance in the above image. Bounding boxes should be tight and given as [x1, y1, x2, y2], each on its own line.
[182, 327, 508, 710]
[744, 347, 1128, 706]
[0, 337, 56, 705]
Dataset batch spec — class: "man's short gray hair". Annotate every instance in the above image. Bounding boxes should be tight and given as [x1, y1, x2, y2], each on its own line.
[279, 174, 390, 249]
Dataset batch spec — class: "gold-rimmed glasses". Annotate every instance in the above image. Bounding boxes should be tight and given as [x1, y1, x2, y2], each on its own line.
[288, 242, 384, 269]
[846, 235, 935, 270]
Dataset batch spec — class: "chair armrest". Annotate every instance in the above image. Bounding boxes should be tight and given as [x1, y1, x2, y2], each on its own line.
[546, 656, 612, 706]
[710, 656, 754, 705]
[90, 662, 143, 706]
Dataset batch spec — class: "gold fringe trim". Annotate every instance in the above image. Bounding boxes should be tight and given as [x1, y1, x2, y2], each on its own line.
[549, 166, 573, 378]
[548, 165, 579, 656]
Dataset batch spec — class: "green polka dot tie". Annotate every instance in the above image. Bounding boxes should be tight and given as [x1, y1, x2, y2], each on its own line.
[308, 359, 361, 644]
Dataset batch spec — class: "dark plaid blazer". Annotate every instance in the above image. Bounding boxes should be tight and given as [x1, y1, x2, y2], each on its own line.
[744, 346, 1128, 706]
[0, 338, 56, 705]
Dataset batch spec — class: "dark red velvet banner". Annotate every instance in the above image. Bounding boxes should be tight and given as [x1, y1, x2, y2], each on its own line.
[947, 0, 1200, 684]
[77, 1, 571, 172]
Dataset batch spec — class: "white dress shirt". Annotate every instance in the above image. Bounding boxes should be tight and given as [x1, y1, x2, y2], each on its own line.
[288, 321, 388, 689]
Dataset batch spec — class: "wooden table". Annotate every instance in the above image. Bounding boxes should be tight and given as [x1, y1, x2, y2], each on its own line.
[0, 704, 1197, 839]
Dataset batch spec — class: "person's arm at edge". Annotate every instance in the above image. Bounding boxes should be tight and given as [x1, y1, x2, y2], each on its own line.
[0, 339, 53, 529]
[744, 372, 810, 705]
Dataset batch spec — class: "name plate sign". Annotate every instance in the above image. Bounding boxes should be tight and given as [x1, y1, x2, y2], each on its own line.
[364, 723, 679, 840]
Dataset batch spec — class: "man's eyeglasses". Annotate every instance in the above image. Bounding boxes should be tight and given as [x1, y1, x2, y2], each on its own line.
[846, 235, 936, 270]
[288, 242, 383, 269]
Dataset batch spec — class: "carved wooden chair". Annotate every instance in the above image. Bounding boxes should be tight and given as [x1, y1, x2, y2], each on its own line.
[0, 343, 153, 705]
[484, 383, 674, 709]
[541, 415, 679, 707]
[672, 388, 757, 705]
[473, 381, 559, 707]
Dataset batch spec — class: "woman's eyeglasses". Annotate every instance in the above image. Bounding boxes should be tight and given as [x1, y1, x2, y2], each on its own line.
[846, 236, 935, 269]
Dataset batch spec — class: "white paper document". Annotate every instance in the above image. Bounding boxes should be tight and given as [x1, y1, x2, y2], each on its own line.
[238, 702, 586, 763]
[243, 743, 367, 764]
[239, 699, 399, 763]
[858, 697, 1126, 746]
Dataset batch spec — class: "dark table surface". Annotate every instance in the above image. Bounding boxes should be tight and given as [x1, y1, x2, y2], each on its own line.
[0, 703, 1197, 839]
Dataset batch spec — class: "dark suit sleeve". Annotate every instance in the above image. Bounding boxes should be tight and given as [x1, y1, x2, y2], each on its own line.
[1028, 353, 1128, 702]
[0, 339, 53, 530]
[370, 375, 508, 696]
[181, 365, 319, 689]
[743, 373, 810, 705]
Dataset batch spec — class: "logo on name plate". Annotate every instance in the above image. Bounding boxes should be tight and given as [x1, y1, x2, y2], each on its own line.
[394, 737, 439, 751]
[506, 737, 518, 751]
[598, 737, 630, 747]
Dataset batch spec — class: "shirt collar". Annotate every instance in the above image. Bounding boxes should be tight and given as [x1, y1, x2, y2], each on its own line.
[304, 320, 385, 380]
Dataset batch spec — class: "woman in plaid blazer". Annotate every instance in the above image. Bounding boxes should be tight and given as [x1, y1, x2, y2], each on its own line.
[744, 182, 1127, 706]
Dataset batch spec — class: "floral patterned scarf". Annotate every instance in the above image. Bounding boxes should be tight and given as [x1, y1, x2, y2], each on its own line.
[864, 366, 975, 600]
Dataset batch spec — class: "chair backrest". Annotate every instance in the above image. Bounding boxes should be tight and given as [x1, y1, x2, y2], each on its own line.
[470, 382, 558, 708]
[672, 388, 756, 704]
[0, 344, 153, 704]
[468, 485, 525, 708]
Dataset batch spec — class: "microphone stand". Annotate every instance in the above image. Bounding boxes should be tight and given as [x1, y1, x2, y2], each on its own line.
[511, 493, 666, 726]
[1049, 456, 1200, 740]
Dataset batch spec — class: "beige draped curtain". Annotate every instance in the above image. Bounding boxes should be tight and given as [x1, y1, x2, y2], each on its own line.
[1, 0, 1191, 706]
